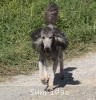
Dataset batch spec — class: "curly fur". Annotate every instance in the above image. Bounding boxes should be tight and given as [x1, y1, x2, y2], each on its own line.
[30, 2, 68, 92]
[44, 2, 58, 25]
[30, 26, 68, 52]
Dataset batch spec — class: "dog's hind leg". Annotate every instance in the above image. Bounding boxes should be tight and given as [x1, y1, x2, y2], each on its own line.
[39, 53, 48, 85]
[60, 51, 64, 80]
[46, 58, 59, 92]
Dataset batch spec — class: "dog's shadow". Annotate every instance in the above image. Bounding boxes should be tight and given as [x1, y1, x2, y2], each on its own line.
[53, 67, 80, 90]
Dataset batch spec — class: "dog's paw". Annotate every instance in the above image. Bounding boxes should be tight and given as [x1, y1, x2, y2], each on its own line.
[45, 86, 53, 92]
[41, 78, 49, 85]
[41, 79, 47, 85]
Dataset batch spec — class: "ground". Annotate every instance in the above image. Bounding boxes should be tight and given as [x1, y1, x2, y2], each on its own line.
[0, 52, 96, 100]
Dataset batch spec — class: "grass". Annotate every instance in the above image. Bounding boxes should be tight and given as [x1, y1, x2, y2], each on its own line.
[0, 0, 96, 77]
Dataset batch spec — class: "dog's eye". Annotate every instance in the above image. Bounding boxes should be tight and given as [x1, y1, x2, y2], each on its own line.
[42, 37, 45, 39]
[49, 37, 52, 39]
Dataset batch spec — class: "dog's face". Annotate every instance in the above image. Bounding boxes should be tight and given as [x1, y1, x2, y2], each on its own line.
[41, 27, 53, 53]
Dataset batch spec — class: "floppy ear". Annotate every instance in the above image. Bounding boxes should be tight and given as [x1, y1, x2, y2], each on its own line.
[53, 28, 68, 49]
[30, 28, 43, 51]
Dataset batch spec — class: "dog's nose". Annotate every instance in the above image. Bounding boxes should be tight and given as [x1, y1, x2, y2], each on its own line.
[45, 47, 51, 53]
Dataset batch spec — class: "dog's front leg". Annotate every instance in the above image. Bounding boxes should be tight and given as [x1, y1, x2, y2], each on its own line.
[60, 51, 64, 80]
[39, 53, 48, 84]
[46, 58, 58, 92]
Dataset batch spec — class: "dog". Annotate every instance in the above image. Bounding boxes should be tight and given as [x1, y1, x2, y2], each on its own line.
[30, 2, 68, 92]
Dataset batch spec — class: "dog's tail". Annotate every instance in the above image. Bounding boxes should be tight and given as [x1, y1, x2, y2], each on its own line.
[44, 2, 58, 25]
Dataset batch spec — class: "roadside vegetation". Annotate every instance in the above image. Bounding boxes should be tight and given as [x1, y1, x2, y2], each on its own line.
[0, 0, 96, 77]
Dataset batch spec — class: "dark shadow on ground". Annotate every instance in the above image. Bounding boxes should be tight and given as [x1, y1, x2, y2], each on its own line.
[53, 67, 80, 90]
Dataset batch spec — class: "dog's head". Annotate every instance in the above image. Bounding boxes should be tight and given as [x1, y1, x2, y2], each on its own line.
[41, 27, 54, 53]
[31, 26, 68, 52]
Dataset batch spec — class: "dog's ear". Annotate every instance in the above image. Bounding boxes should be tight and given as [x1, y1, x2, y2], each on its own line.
[53, 28, 68, 49]
[30, 28, 43, 51]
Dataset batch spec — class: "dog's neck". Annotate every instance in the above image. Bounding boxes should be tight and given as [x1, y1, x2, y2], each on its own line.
[47, 24, 56, 30]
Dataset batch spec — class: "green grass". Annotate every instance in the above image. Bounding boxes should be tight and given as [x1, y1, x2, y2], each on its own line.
[0, 0, 96, 76]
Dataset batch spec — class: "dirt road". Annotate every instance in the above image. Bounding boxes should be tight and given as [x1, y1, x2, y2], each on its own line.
[0, 52, 96, 100]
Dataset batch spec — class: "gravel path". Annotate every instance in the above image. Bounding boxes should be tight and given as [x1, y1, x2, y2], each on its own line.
[0, 52, 96, 100]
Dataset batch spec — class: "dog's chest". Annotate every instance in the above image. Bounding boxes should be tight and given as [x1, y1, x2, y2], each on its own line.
[45, 51, 58, 61]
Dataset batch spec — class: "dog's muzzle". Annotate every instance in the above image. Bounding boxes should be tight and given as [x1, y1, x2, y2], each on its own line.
[44, 47, 51, 53]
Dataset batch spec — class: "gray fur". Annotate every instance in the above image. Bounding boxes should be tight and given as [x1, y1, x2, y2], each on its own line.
[44, 2, 58, 25]
[30, 2, 68, 92]
[30, 26, 68, 52]
[30, 26, 68, 91]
